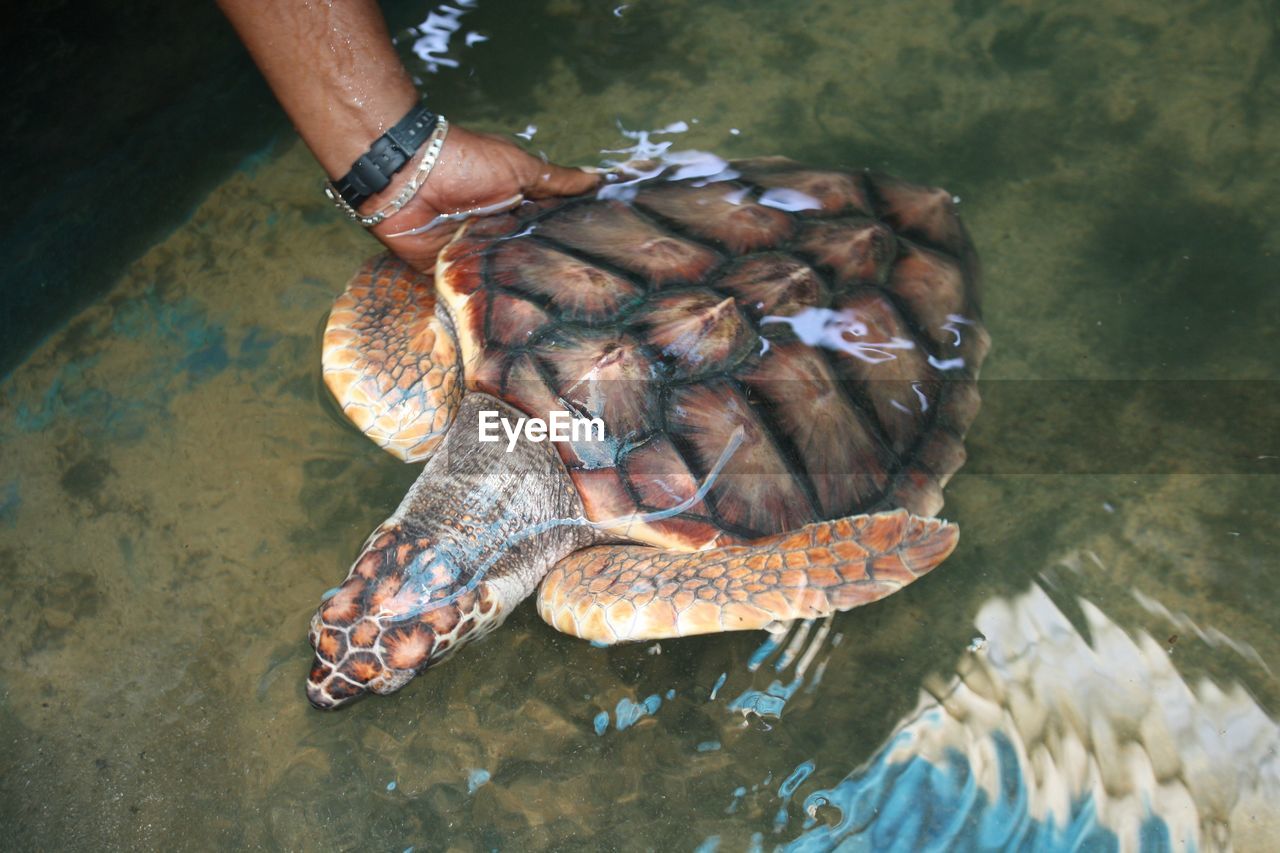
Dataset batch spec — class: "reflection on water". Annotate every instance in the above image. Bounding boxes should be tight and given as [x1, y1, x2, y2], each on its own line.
[405, 0, 482, 73]
[780, 585, 1279, 850]
[2, 0, 1278, 847]
[727, 619, 838, 720]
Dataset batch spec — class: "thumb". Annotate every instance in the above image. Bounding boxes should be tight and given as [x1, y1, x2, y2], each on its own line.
[523, 162, 601, 199]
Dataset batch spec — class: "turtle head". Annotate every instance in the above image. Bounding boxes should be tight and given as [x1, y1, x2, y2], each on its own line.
[305, 521, 499, 709]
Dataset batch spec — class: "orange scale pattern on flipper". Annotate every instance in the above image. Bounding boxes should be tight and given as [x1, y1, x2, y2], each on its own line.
[536, 509, 958, 643]
[322, 255, 463, 463]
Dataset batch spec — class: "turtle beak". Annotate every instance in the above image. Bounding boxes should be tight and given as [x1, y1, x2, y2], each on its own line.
[306, 655, 369, 710]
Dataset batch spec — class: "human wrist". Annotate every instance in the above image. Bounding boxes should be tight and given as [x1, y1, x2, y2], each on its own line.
[362, 121, 449, 221]
[325, 108, 450, 228]
[329, 102, 439, 206]
[315, 89, 418, 178]
[358, 147, 436, 214]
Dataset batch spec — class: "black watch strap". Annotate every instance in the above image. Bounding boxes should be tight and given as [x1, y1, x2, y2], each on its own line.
[330, 103, 439, 209]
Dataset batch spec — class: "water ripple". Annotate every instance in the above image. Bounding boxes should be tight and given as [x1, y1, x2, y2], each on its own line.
[775, 585, 1279, 850]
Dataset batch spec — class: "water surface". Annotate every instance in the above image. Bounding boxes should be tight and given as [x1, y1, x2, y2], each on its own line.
[1, 0, 1277, 848]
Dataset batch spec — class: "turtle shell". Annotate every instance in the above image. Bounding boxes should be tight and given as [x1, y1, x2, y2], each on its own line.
[436, 159, 989, 550]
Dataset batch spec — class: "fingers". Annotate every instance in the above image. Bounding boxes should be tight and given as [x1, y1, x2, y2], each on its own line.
[471, 129, 598, 194]
[368, 123, 599, 276]
[523, 161, 601, 199]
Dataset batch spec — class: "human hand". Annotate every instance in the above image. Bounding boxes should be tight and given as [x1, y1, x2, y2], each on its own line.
[370, 125, 599, 274]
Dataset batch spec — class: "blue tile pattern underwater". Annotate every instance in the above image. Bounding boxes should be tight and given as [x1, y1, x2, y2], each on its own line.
[12, 291, 280, 443]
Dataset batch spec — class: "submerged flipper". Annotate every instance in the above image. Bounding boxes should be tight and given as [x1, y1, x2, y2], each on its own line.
[536, 509, 957, 643]
[322, 254, 463, 462]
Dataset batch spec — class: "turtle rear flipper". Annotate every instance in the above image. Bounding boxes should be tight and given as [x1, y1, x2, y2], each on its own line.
[323, 255, 463, 462]
[536, 509, 957, 643]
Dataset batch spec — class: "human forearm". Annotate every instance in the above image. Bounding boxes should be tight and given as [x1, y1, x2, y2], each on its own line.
[219, 0, 599, 274]
[216, 0, 417, 180]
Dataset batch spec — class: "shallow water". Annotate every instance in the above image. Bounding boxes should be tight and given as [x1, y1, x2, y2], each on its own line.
[2, 0, 1278, 849]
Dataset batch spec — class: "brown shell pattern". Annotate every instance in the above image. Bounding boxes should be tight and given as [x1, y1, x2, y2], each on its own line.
[438, 160, 988, 548]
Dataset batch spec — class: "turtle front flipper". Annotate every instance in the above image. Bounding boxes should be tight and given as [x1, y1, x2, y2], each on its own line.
[536, 509, 957, 643]
[323, 254, 463, 462]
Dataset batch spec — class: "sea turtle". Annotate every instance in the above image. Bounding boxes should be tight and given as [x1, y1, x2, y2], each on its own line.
[307, 159, 989, 709]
